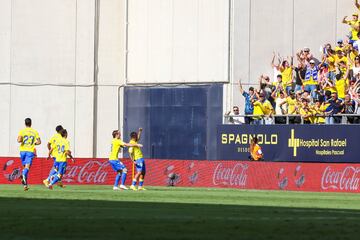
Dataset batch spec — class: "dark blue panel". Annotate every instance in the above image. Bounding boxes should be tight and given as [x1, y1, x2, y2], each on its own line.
[124, 84, 223, 160]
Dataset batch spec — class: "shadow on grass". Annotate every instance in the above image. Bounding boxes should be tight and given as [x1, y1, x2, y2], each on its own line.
[0, 197, 360, 240]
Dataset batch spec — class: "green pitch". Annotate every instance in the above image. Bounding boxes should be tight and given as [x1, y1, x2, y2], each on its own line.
[1, 185, 360, 240]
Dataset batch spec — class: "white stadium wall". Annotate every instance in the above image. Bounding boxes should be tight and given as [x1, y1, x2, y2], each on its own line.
[126, 0, 230, 84]
[0, 0, 355, 158]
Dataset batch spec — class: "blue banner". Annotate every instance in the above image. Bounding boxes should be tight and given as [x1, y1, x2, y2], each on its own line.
[217, 125, 360, 163]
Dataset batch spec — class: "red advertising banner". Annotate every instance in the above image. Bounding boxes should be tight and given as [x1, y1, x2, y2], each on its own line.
[1, 157, 360, 193]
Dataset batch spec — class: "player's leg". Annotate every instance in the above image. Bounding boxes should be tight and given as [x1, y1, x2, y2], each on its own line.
[43, 158, 57, 186]
[118, 161, 128, 190]
[21, 152, 34, 191]
[130, 159, 144, 190]
[109, 160, 122, 190]
[19, 152, 27, 186]
[130, 171, 141, 190]
[48, 162, 66, 189]
[138, 161, 146, 190]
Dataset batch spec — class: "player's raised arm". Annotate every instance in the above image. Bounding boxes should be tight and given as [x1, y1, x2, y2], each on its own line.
[137, 128, 143, 141]
[123, 142, 143, 148]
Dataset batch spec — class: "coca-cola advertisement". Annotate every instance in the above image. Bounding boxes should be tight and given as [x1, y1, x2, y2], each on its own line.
[1, 157, 360, 193]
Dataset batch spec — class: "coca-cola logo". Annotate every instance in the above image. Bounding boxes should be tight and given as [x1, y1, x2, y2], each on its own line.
[212, 163, 248, 187]
[321, 166, 360, 191]
[62, 160, 110, 184]
[2, 160, 21, 182]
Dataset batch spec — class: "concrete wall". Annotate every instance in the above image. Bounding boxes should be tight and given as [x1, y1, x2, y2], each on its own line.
[0, 0, 125, 158]
[0, 0, 355, 158]
[127, 0, 230, 84]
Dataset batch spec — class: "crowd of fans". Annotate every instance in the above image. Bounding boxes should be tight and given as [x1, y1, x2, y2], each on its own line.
[227, 2, 360, 125]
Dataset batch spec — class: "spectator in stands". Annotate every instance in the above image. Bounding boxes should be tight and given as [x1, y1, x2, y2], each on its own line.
[325, 92, 343, 124]
[238, 79, 255, 124]
[271, 89, 287, 124]
[349, 79, 360, 99]
[348, 54, 360, 79]
[354, 90, 360, 123]
[342, 13, 360, 43]
[280, 90, 300, 124]
[259, 75, 273, 100]
[313, 99, 326, 124]
[299, 98, 313, 124]
[294, 63, 306, 92]
[225, 106, 243, 124]
[297, 47, 314, 65]
[335, 60, 349, 100]
[252, 92, 274, 125]
[303, 59, 320, 99]
[342, 94, 357, 123]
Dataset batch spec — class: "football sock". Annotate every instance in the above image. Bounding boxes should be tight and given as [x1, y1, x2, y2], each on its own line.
[139, 178, 144, 187]
[114, 173, 121, 186]
[132, 179, 137, 186]
[121, 172, 127, 185]
[22, 168, 29, 179]
[47, 168, 57, 181]
[50, 175, 60, 186]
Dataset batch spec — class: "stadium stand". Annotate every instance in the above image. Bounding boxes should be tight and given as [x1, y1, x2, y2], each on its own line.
[226, 3, 360, 125]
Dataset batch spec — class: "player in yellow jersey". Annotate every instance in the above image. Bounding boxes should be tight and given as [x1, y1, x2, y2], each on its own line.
[109, 130, 142, 190]
[17, 118, 41, 191]
[129, 128, 146, 190]
[43, 125, 64, 187]
[47, 129, 74, 189]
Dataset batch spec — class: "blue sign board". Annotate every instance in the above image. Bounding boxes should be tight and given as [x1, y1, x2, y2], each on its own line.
[217, 125, 360, 163]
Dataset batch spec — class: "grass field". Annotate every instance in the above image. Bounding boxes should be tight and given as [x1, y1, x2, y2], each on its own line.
[1, 185, 360, 240]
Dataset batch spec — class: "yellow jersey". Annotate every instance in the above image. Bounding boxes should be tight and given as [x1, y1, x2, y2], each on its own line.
[261, 100, 274, 115]
[314, 106, 325, 124]
[109, 138, 125, 160]
[326, 56, 336, 72]
[281, 67, 293, 87]
[334, 55, 348, 66]
[347, 20, 360, 40]
[252, 101, 264, 119]
[18, 127, 40, 153]
[53, 137, 70, 162]
[129, 139, 143, 160]
[285, 97, 297, 114]
[299, 107, 315, 123]
[49, 133, 62, 156]
[335, 78, 348, 99]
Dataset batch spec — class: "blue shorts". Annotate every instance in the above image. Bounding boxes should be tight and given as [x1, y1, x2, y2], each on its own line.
[20, 151, 35, 166]
[109, 160, 126, 172]
[54, 162, 67, 175]
[52, 157, 56, 167]
[135, 158, 146, 173]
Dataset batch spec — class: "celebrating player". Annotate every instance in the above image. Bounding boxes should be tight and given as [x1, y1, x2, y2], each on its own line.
[43, 125, 64, 188]
[109, 130, 143, 190]
[17, 118, 41, 191]
[47, 129, 74, 189]
[129, 128, 146, 191]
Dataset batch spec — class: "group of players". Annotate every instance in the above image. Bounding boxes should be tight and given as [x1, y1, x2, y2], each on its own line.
[17, 118, 146, 191]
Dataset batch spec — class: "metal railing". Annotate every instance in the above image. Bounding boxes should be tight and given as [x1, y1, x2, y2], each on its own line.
[224, 114, 360, 125]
